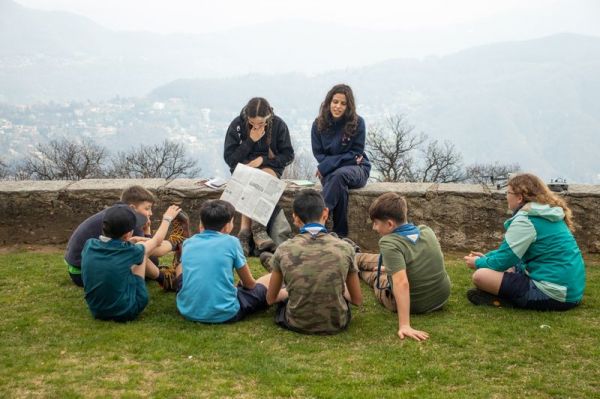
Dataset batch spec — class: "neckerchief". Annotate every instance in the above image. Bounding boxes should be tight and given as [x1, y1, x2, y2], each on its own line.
[376, 223, 420, 290]
[300, 223, 327, 239]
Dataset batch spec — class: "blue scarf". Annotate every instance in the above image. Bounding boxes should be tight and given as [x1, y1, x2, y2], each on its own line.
[300, 222, 327, 238]
[376, 223, 420, 290]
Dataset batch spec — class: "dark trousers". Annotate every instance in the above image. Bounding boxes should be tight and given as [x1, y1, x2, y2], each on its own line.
[321, 164, 369, 237]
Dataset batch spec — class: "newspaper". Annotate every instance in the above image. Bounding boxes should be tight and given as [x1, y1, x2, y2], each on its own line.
[220, 164, 287, 226]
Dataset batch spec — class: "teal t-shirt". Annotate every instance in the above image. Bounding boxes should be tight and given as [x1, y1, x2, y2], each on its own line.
[379, 225, 451, 313]
[82, 237, 147, 321]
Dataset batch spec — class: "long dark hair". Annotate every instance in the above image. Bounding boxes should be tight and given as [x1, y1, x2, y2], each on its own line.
[316, 84, 358, 136]
[243, 97, 275, 159]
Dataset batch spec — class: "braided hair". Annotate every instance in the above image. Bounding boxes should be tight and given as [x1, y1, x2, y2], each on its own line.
[316, 84, 359, 137]
[243, 97, 276, 159]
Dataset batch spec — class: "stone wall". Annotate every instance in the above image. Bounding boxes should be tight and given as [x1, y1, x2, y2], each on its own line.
[1, 179, 599, 253]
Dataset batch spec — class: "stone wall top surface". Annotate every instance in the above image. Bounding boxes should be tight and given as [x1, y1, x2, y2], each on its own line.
[2, 179, 599, 196]
[0, 180, 73, 192]
[66, 178, 167, 191]
[567, 184, 600, 196]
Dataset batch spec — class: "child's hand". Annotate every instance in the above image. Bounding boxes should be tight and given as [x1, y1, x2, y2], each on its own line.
[163, 205, 181, 221]
[464, 255, 479, 269]
[398, 325, 429, 341]
[143, 219, 152, 235]
[246, 157, 263, 168]
[249, 126, 266, 142]
[469, 251, 484, 257]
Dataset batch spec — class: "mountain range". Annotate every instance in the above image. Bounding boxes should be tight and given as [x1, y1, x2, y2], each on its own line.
[1, 0, 599, 183]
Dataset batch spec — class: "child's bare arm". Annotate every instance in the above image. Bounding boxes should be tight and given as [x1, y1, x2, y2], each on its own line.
[345, 271, 363, 306]
[391, 270, 429, 341]
[141, 205, 181, 256]
[266, 270, 284, 305]
[236, 264, 256, 289]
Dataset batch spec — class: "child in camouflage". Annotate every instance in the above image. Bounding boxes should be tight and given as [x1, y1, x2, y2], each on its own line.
[265, 189, 362, 334]
[356, 192, 451, 341]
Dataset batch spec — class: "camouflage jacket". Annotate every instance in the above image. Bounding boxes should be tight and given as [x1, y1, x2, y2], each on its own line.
[271, 232, 358, 334]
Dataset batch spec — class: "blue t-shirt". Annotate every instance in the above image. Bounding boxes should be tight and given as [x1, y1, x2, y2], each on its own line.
[176, 231, 246, 323]
[82, 238, 147, 321]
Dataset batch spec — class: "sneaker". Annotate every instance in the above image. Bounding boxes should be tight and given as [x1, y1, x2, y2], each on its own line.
[238, 229, 252, 257]
[466, 288, 513, 308]
[158, 265, 178, 292]
[168, 211, 191, 267]
[259, 251, 274, 272]
[251, 222, 276, 252]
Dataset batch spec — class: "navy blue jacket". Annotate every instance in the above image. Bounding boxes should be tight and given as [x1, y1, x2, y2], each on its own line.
[311, 115, 371, 177]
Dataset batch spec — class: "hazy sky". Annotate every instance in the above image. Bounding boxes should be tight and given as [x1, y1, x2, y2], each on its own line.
[15, 0, 600, 35]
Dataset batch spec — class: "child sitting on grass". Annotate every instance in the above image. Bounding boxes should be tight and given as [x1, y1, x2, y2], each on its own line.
[64, 185, 189, 290]
[264, 189, 362, 334]
[356, 192, 451, 341]
[176, 200, 287, 323]
[81, 204, 181, 322]
[464, 173, 585, 310]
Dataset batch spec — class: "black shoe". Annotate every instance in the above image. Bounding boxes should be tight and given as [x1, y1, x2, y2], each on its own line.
[259, 251, 274, 272]
[466, 288, 513, 308]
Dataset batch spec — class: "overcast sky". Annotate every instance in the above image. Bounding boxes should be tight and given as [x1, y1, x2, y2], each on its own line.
[14, 0, 600, 36]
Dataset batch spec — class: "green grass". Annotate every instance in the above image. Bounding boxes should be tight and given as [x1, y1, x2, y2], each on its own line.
[0, 249, 599, 398]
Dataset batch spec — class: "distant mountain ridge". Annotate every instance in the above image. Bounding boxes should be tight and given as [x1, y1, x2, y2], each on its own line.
[1, 0, 599, 183]
[2, 0, 600, 101]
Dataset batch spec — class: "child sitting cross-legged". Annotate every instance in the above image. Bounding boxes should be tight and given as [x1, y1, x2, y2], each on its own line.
[81, 204, 182, 322]
[356, 192, 451, 341]
[65, 185, 190, 290]
[264, 189, 363, 335]
[176, 200, 287, 323]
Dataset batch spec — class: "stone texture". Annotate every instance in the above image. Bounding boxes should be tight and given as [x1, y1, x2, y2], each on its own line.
[0, 180, 73, 192]
[1, 179, 599, 254]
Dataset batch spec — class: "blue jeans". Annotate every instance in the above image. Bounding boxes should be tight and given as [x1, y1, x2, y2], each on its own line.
[321, 164, 369, 237]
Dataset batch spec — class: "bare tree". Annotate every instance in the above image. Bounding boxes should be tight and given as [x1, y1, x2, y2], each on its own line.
[464, 162, 521, 184]
[20, 138, 107, 180]
[282, 150, 316, 180]
[366, 115, 426, 182]
[0, 159, 9, 180]
[417, 140, 465, 183]
[109, 140, 200, 180]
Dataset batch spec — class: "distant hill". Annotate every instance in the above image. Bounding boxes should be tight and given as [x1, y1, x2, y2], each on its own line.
[1, 0, 599, 183]
[2, 0, 600, 102]
[149, 33, 600, 183]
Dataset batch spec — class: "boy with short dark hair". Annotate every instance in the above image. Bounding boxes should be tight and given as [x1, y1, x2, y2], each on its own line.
[265, 189, 362, 334]
[64, 185, 188, 290]
[176, 200, 286, 323]
[357, 192, 451, 341]
[81, 204, 181, 321]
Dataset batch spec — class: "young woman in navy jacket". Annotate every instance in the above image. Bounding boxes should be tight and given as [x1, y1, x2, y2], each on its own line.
[311, 84, 370, 237]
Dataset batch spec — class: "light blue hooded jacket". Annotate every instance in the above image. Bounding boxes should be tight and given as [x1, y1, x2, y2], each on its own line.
[475, 202, 585, 303]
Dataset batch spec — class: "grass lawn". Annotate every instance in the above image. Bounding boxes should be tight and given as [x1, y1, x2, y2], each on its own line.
[0, 248, 599, 399]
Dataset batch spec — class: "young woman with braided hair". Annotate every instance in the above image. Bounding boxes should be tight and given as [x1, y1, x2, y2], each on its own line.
[464, 173, 586, 310]
[224, 97, 294, 254]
